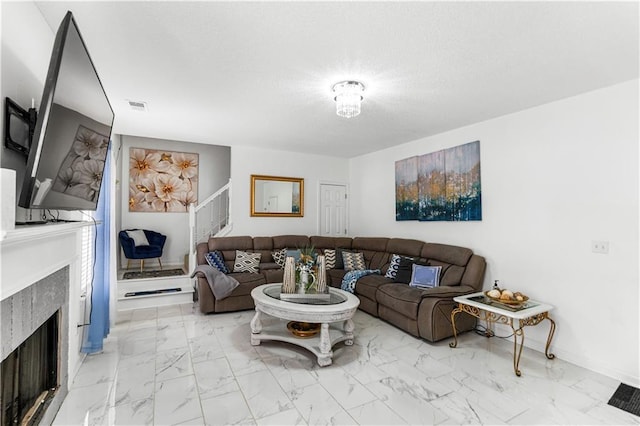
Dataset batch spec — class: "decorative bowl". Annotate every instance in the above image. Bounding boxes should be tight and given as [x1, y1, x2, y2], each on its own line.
[484, 290, 529, 305]
[287, 321, 321, 338]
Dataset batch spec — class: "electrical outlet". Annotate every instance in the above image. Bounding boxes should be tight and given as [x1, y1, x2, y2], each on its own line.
[591, 240, 609, 254]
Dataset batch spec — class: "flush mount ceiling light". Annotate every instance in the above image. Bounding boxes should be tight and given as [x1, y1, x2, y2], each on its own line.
[332, 81, 365, 118]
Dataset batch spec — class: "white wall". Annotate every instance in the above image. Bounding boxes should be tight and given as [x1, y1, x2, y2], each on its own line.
[349, 80, 639, 386]
[119, 135, 230, 266]
[230, 146, 349, 236]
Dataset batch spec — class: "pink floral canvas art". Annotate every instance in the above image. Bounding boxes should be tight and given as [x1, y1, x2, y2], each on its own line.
[52, 125, 109, 202]
[128, 148, 199, 212]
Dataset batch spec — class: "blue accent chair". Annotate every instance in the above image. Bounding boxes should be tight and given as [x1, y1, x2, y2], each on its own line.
[119, 229, 167, 271]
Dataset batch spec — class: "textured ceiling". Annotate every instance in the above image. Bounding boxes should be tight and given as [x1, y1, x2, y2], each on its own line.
[34, 1, 639, 158]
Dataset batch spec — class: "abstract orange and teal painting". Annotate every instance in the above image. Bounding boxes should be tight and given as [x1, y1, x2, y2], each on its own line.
[396, 141, 481, 221]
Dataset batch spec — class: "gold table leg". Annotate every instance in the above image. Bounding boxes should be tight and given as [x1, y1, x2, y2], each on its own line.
[449, 305, 463, 348]
[510, 320, 525, 377]
[545, 316, 556, 360]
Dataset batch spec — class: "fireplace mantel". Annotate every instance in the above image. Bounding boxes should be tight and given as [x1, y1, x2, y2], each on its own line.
[1, 221, 94, 302]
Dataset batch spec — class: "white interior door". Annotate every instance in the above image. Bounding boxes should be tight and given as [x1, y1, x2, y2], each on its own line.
[319, 183, 347, 236]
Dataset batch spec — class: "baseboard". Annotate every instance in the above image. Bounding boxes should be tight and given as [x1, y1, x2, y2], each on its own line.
[491, 323, 639, 387]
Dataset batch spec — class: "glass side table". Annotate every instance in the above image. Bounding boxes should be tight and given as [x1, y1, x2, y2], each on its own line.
[449, 292, 556, 376]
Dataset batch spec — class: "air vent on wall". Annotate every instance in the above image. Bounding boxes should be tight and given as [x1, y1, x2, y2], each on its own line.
[127, 100, 148, 112]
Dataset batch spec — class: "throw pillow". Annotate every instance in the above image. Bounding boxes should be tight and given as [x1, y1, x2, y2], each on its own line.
[323, 249, 336, 269]
[394, 257, 428, 283]
[272, 248, 287, 268]
[385, 254, 414, 279]
[335, 248, 353, 269]
[409, 264, 442, 289]
[285, 249, 302, 262]
[205, 250, 229, 274]
[126, 229, 149, 246]
[342, 251, 366, 271]
[233, 250, 261, 273]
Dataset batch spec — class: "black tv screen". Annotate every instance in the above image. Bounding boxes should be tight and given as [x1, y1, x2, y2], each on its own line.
[19, 11, 114, 211]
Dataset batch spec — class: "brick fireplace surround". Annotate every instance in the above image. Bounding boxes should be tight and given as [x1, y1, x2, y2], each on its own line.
[1, 222, 92, 424]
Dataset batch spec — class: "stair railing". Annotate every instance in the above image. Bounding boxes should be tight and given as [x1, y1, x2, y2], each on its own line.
[188, 179, 232, 274]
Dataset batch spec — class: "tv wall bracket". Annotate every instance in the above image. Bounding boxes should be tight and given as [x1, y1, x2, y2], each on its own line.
[4, 97, 37, 157]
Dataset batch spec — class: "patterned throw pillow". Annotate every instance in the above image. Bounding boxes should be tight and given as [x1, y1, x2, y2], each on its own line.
[205, 250, 229, 274]
[323, 249, 336, 269]
[233, 250, 261, 273]
[385, 254, 413, 279]
[342, 251, 366, 271]
[335, 248, 353, 269]
[272, 248, 287, 268]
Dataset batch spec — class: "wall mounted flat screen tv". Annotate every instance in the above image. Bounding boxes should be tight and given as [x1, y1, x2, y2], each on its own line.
[19, 11, 114, 211]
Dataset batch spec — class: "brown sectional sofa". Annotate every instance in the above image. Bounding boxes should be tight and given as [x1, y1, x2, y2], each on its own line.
[195, 235, 486, 342]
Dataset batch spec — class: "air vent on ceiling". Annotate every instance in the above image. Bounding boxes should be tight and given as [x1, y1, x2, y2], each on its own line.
[127, 100, 148, 112]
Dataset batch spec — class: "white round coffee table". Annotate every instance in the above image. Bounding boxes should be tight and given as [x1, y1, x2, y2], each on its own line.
[250, 284, 360, 366]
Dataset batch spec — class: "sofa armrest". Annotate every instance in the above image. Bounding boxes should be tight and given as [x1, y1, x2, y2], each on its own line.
[419, 285, 477, 298]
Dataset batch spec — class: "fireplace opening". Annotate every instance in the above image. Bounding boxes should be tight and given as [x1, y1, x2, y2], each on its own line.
[1, 311, 59, 426]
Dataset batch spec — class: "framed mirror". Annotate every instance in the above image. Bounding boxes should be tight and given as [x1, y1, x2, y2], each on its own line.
[250, 174, 304, 217]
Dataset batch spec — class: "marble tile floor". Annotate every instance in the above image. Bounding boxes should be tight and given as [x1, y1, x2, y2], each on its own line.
[53, 303, 639, 425]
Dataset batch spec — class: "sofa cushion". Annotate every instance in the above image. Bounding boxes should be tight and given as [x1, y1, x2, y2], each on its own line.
[272, 235, 310, 250]
[426, 259, 464, 286]
[386, 238, 425, 257]
[205, 250, 229, 274]
[352, 237, 389, 252]
[327, 268, 346, 287]
[355, 274, 393, 301]
[253, 236, 273, 250]
[309, 236, 352, 250]
[343, 251, 366, 271]
[376, 283, 424, 319]
[253, 237, 274, 262]
[208, 236, 254, 270]
[421, 243, 473, 267]
[259, 262, 281, 271]
[227, 272, 267, 296]
[352, 237, 391, 269]
[233, 250, 261, 273]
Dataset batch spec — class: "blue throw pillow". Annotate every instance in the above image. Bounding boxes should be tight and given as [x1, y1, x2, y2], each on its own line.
[409, 264, 442, 289]
[285, 249, 301, 262]
[205, 250, 229, 274]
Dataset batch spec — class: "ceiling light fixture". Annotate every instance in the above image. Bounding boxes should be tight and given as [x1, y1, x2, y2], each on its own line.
[332, 81, 365, 118]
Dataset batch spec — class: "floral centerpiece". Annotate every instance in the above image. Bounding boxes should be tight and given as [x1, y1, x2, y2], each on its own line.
[281, 246, 329, 300]
[296, 246, 318, 293]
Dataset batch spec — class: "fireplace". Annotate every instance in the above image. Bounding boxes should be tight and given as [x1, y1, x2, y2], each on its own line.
[1, 312, 59, 425]
[0, 267, 70, 425]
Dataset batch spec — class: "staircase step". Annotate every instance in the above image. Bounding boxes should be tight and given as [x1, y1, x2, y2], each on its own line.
[117, 274, 194, 311]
